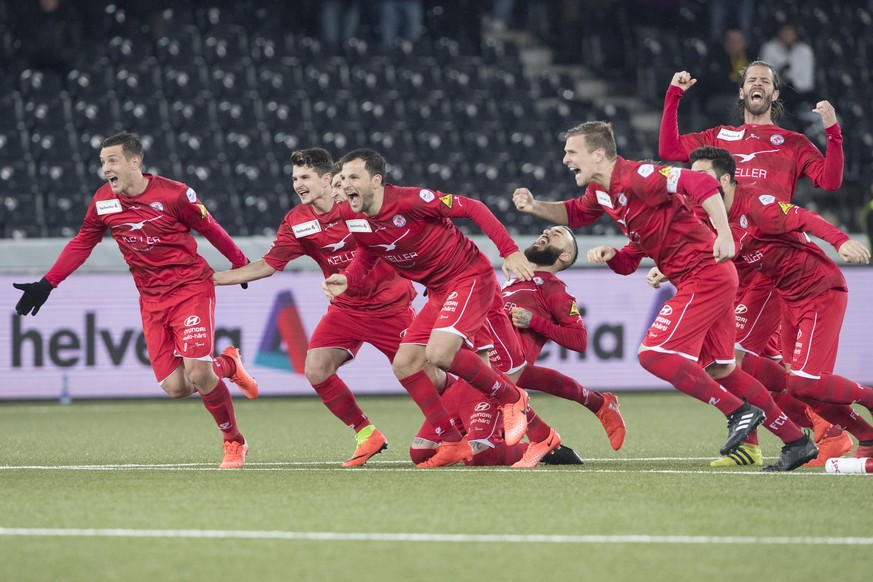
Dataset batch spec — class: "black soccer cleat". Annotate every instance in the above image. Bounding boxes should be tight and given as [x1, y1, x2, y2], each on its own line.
[541, 444, 584, 465]
[720, 402, 766, 456]
[761, 434, 818, 472]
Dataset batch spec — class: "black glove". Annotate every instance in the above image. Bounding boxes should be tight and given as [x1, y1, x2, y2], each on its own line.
[13, 277, 54, 316]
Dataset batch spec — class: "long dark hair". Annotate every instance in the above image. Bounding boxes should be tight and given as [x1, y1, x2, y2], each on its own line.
[732, 60, 786, 121]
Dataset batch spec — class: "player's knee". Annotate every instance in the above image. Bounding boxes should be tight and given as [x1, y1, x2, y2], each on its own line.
[161, 379, 193, 399]
[304, 364, 331, 385]
[424, 345, 454, 370]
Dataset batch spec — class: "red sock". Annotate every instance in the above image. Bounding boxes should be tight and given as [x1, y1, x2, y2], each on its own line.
[637, 351, 742, 415]
[199, 379, 242, 442]
[447, 348, 518, 404]
[524, 407, 552, 443]
[469, 443, 526, 466]
[740, 354, 787, 393]
[212, 354, 237, 379]
[518, 365, 604, 413]
[742, 430, 759, 446]
[772, 391, 813, 429]
[805, 374, 873, 408]
[399, 370, 462, 442]
[312, 375, 370, 432]
[807, 400, 873, 441]
[718, 367, 804, 443]
[410, 447, 437, 465]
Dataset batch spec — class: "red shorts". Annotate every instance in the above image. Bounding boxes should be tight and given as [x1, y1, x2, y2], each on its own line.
[781, 288, 846, 379]
[309, 304, 415, 361]
[140, 280, 216, 383]
[414, 380, 503, 447]
[734, 277, 783, 358]
[643, 261, 738, 364]
[402, 270, 498, 347]
[484, 293, 527, 375]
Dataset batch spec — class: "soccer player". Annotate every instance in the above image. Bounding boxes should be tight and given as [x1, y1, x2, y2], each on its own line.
[496, 225, 627, 451]
[688, 146, 873, 463]
[659, 66, 848, 464]
[12, 131, 257, 469]
[214, 148, 423, 466]
[512, 120, 793, 463]
[323, 148, 533, 467]
[410, 377, 585, 468]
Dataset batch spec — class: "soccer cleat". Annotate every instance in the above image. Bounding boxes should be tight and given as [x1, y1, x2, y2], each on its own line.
[416, 437, 473, 468]
[852, 443, 873, 459]
[219, 439, 248, 469]
[805, 407, 833, 443]
[762, 435, 818, 472]
[541, 444, 584, 465]
[511, 429, 561, 468]
[720, 402, 766, 456]
[342, 428, 388, 467]
[805, 431, 853, 467]
[710, 443, 763, 467]
[221, 346, 259, 399]
[501, 386, 529, 447]
[595, 392, 627, 450]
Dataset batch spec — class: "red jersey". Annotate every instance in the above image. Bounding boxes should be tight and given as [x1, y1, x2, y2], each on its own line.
[500, 272, 587, 361]
[659, 85, 844, 201]
[44, 174, 246, 299]
[563, 157, 722, 285]
[264, 202, 415, 314]
[730, 190, 849, 303]
[339, 184, 518, 293]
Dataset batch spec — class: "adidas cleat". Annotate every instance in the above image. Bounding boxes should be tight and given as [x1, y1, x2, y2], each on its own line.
[720, 403, 766, 456]
[710, 443, 763, 467]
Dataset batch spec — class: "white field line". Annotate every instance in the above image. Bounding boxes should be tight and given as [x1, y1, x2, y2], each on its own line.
[0, 527, 870, 546]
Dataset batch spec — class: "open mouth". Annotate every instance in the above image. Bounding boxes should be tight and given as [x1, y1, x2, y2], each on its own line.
[749, 89, 764, 103]
[108, 176, 119, 187]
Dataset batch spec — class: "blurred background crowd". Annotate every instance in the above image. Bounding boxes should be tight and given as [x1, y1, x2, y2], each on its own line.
[1, 0, 872, 247]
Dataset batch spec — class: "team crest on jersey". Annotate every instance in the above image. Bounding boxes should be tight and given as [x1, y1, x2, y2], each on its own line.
[758, 194, 776, 205]
[618, 193, 628, 206]
[770, 134, 785, 146]
[186, 187, 197, 203]
[740, 214, 748, 228]
[569, 301, 580, 316]
[391, 214, 407, 227]
[96, 199, 122, 215]
[150, 202, 164, 212]
[533, 276, 544, 285]
[638, 164, 655, 178]
[419, 189, 435, 203]
[778, 202, 794, 214]
[716, 128, 745, 141]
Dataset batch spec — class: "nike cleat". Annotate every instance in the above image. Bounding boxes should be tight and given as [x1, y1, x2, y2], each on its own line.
[762, 435, 818, 472]
[595, 392, 627, 450]
[501, 386, 529, 447]
[219, 439, 248, 469]
[416, 437, 473, 468]
[222, 346, 259, 399]
[512, 429, 561, 468]
[806, 430, 853, 467]
[342, 428, 388, 467]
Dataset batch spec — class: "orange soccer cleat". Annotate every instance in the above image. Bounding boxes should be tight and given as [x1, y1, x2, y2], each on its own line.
[806, 430, 854, 467]
[512, 429, 561, 468]
[416, 437, 473, 468]
[595, 392, 627, 450]
[342, 428, 388, 467]
[805, 407, 833, 444]
[222, 346, 259, 399]
[501, 386, 529, 447]
[219, 439, 248, 469]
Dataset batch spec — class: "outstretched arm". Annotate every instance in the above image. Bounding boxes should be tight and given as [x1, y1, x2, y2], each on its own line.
[213, 259, 276, 285]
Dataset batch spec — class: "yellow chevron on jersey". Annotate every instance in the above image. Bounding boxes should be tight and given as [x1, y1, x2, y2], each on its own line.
[778, 202, 794, 215]
[569, 301, 580, 316]
[658, 166, 673, 178]
[439, 194, 453, 208]
[197, 203, 208, 219]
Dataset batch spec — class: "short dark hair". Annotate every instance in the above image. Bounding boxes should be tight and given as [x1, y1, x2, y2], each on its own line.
[102, 131, 144, 160]
[290, 148, 333, 176]
[330, 162, 342, 178]
[339, 148, 386, 179]
[689, 146, 737, 185]
[557, 225, 579, 269]
[563, 121, 617, 160]
[734, 60, 785, 121]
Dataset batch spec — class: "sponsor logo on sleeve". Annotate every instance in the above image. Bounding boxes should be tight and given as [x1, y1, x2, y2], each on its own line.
[665, 167, 681, 193]
[96, 199, 123, 215]
[291, 219, 322, 238]
[186, 187, 197, 203]
[758, 194, 776, 205]
[439, 194, 453, 208]
[777, 202, 794, 214]
[716, 128, 745, 141]
[419, 189, 435, 203]
[595, 190, 613, 208]
[345, 219, 373, 233]
[637, 164, 655, 178]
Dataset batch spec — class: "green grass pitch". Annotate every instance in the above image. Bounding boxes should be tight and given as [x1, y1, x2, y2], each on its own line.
[1, 392, 870, 582]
